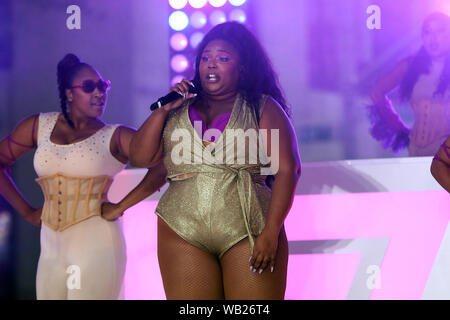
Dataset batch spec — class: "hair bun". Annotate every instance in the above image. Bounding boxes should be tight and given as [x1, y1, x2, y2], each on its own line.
[57, 53, 81, 73]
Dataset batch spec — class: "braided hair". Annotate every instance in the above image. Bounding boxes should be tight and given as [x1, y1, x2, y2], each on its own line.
[56, 53, 92, 128]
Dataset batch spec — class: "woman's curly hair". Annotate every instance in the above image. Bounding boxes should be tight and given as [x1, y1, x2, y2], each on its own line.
[400, 12, 450, 101]
[192, 22, 290, 121]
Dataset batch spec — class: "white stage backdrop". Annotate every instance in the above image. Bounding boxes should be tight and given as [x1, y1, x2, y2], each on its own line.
[108, 157, 449, 300]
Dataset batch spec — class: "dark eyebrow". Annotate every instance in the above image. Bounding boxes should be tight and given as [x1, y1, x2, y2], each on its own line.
[202, 49, 232, 54]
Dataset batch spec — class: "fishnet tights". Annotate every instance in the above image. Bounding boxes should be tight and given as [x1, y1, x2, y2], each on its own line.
[157, 217, 288, 300]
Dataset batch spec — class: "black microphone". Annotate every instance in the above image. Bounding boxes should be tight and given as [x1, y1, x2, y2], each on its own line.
[150, 83, 198, 111]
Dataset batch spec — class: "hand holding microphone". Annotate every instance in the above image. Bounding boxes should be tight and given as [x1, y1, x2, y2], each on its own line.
[150, 79, 198, 111]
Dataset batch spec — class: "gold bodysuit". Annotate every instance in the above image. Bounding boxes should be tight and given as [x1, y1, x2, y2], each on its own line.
[156, 94, 272, 257]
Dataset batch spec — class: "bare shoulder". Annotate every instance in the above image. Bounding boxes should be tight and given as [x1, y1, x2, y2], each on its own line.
[445, 136, 450, 146]
[10, 113, 40, 144]
[115, 125, 137, 137]
[110, 124, 137, 147]
[14, 113, 40, 130]
[260, 96, 291, 130]
[110, 124, 137, 160]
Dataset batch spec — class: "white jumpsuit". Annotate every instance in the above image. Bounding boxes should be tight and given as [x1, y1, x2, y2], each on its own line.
[33, 112, 126, 300]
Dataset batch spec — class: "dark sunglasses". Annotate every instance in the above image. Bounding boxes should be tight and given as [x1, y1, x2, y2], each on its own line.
[70, 79, 111, 93]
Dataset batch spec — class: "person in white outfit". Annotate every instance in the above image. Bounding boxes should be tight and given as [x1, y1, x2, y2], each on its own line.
[369, 12, 450, 156]
[0, 53, 167, 299]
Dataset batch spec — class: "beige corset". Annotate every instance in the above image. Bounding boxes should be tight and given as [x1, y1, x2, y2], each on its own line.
[36, 173, 113, 231]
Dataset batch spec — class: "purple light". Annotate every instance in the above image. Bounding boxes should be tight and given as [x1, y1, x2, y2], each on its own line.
[171, 54, 189, 73]
[229, 9, 246, 23]
[209, 10, 227, 26]
[441, 3, 450, 15]
[229, 0, 246, 6]
[170, 33, 188, 51]
[189, 0, 207, 9]
[171, 75, 185, 87]
[190, 11, 207, 29]
[190, 32, 204, 49]
[209, 0, 227, 7]
[168, 11, 189, 31]
[169, 0, 188, 9]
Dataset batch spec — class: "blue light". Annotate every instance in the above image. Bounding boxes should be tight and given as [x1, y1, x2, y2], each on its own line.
[169, 11, 189, 31]
[229, 0, 246, 6]
[169, 0, 188, 10]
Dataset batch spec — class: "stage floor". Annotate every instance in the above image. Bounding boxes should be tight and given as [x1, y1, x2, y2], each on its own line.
[108, 157, 449, 299]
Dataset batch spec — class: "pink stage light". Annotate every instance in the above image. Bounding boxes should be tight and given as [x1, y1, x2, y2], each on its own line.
[190, 11, 207, 29]
[229, 0, 246, 6]
[210, 10, 227, 26]
[209, 0, 227, 7]
[169, 0, 188, 10]
[170, 54, 189, 72]
[190, 32, 204, 48]
[229, 9, 246, 23]
[189, 0, 208, 9]
[169, 11, 189, 31]
[441, 3, 450, 15]
[170, 33, 188, 51]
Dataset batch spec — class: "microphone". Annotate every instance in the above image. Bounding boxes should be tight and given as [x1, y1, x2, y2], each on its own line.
[150, 83, 198, 111]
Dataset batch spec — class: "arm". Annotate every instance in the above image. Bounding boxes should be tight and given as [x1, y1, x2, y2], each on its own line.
[369, 57, 411, 132]
[368, 57, 412, 152]
[102, 126, 168, 220]
[431, 137, 450, 193]
[250, 97, 301, 273]
[128, 108, 168, 168]
[370, 57, 411, 105]
[129, 79, 196, 168]
[0, 114, 42, 226]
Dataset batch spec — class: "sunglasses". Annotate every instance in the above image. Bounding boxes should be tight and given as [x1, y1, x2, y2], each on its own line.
[70, 79, 111, 93]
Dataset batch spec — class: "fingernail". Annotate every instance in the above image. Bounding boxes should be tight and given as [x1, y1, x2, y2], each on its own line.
[259, 269, 263, 274]
[253, 268, 257, 273]
[271, 266, 274, 273]
[250, 266, 253, 272]
[249, 256, 252, 262]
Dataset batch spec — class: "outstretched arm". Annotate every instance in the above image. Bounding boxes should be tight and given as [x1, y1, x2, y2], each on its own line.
[0, 114, 42, 226]
[431, 137, 450, 192]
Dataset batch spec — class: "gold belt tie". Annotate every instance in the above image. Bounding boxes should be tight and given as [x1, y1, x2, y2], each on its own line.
[167, 164, 267, 253]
